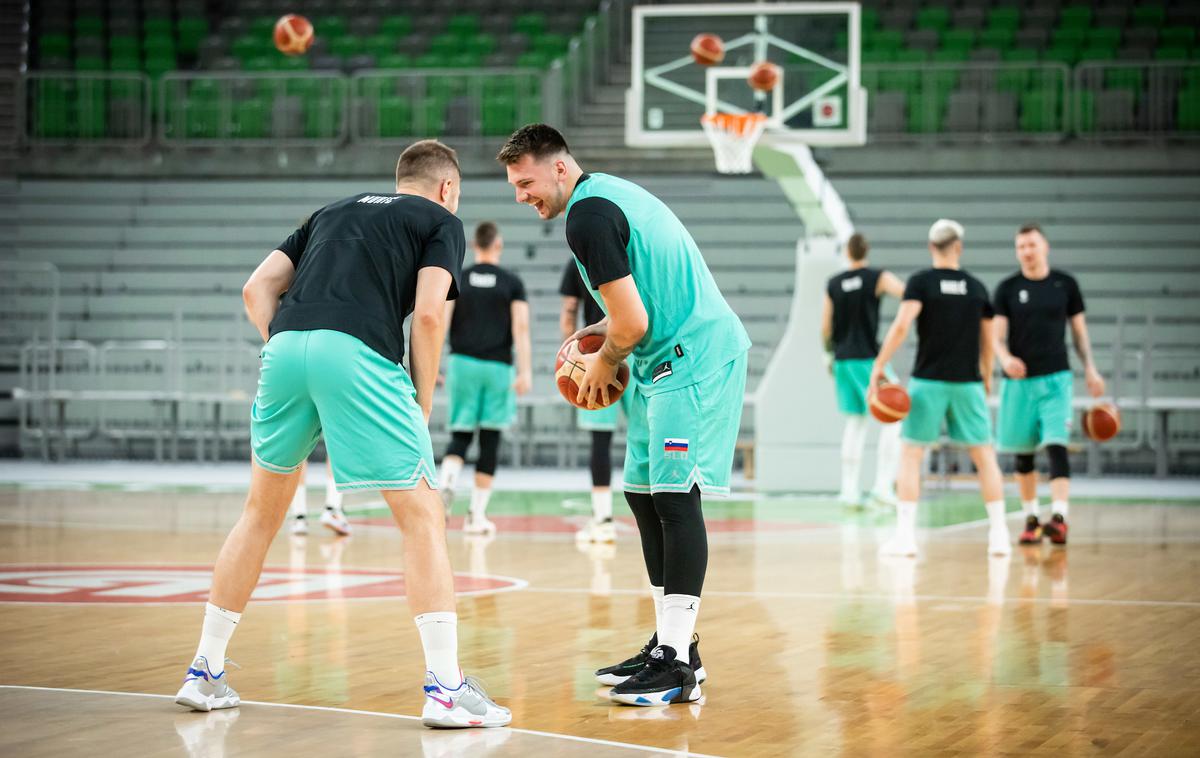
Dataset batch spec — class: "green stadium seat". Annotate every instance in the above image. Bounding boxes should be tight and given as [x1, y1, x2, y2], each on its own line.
[143, 34, 176, 59]
[482, 93, 516, 135]
[74, 16, 104, 37]
[1003, 48, 1039, 62]
[232, 98, 267, 138]
[861, 48, 896, 64]
[1156, 46, 1189, 61]
[932, 47, 969, 63]
[861, 8, 879, 32]
[1178, 88, 1200, 130]
[907, 97, 942, 134]
[1131, 5, 1167, 28]
[513, 14, 546, 37]
[276, 54, 309, 71]
[364, 33, 394, 59]
[379, 95, 413, 136]
[110, 35, 139, 59]
[942, 29, 976, 51]
[330, 35, 364, 58]
[447, 14, 479, 36]
[143, 18, 173, 37]
[1052, 28, 1087, 48]
[1074, 91, 1095, 132]
[915, 7, 950, 32]
[378, 53, 412, 69]
[986, 6, 1020, 32]
[232, 35, 258, 62]
[305, 96, 342, 139]
[34, 83, 73, 138]
[1059, 5, 1093, 29]
[867, 29, 903, 52]
[1077, 46, 1117, 62]
[1019, 89, 1059, 132]
[75, 55, 105, 71]
[1043, 46, 1078, 65]
[380, 15, 412, 38]
[315, 16, 348, 39]
[516, 50, 552, 68]
[1087, 27, 1122, 49]
[39, 34, 72, 59]
[144, 55, 176, 78]
[534, 33, 568, 54]
[448, 52, 483, 68]
[415, 52, 449, 68]
[1105, 69, 1144, 92]
[1160, 28, 1196, 48]
[177, 17, 209, 56]
[249, 16, 277, 38]
[109, 54, 141, 72]
[978, 27, 1015, 49]
[465, 33, 496, 57]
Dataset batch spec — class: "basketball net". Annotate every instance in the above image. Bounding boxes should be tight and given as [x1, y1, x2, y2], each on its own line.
[700, 112, 768, 175]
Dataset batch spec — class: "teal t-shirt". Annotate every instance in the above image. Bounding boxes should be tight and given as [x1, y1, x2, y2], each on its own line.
[564, 173, 751, 395]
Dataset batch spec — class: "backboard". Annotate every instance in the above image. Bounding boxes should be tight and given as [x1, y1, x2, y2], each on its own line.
[627, 2, 866, 148]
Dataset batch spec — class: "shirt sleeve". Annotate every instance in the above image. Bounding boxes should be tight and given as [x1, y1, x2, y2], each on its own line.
[564, 197, 632, 289]
[510, 272, 527, 303]
[979, 282, 995, 319]
[421, 215, 466, 301]
[1065, 274, 1085, 316]
[558, 262, 581, 298]
[902, 272, 926, 302]
[992, 279, 1010, 317]
[277, 213, 314, 267]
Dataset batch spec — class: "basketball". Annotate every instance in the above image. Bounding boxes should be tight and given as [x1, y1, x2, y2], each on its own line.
[690, 33, 725, 66]
[555, 334, 630, 409]
[1082, 402, 1121, 442]
[869, 383, 910, 424]
[747, 61, 781, 92]
[274, 14, 314, 56]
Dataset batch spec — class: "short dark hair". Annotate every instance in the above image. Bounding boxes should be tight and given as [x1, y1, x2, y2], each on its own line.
[395, 139, 460, 187]
[474, 221, 499, 250]
[1017, 222, 1045, 238]
[496, 123, 571, 164]
[847, 233, 869, 261]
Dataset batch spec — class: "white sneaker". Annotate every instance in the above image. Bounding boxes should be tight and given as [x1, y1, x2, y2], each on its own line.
[290, 514, 308, 536]
[462, 514, 496, 536]
[319, 507, 352, 536]
[988, 526, 1013, 556]
[576, 518, 617, 543]
[175, 657, 240, 712]
[868, 488, 898, 507]
[421, 673, 511, 728]
[837, 489, 861, 506]
[878, 532, 919, 557]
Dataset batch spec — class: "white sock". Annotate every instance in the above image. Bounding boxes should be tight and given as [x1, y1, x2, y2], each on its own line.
[873, 422, 902, 494]
[592, 489, 613, 522]
[659, 594, 701, 658]
[195, 602, 241, 675]
[1022, 499, 1040, 518]
[325, 464, 343, 510]
[415, 612, 462, 689]
[840, 416, 867, 497]
[651, 585, 664, 638]
[986, 500, 1007, 532]
[1051, 499, 1069, 519]
[440, 456, 463, 493]
[469, 487, 492, 520]
[289, 481, 307, 518]
[896, 500, 917, 538]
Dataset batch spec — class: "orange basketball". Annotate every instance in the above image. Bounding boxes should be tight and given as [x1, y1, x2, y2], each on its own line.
[1082, 402, 1121, 442]
[869, 383, 910, 424]
[747, 61, 781, 92]
[274, 14, 314, 56]
[555, 334, 630, 410]
[690, 33, 725, 66]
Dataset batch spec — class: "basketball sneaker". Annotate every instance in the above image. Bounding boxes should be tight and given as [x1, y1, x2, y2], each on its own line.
[596, 633, 706, 686]
[878, 533, 918, 557]
[462, 514, 496, 536]
[319, 506, 352, 536]
[290, 513, 308, 536]
[609, 645, 702, 706]
[988, 524, 1013, 556]
[421, 672, 511, 728]
[868, 488, 898, 507]
[175, 656, 240, 712]
[1018, 515, 1043, 545]
[576, 517, 617, 543]
[1043, 513, 1068, 545]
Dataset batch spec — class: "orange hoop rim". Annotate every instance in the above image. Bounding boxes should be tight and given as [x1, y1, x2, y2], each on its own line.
[701, 111, 768, 137]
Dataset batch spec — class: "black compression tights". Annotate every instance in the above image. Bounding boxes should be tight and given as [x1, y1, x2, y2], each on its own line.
[590, 431, 613, 488]
[624, 485, 708, 597]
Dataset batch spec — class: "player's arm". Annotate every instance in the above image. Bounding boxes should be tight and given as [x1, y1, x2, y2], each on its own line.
[1070, 312, 1106, 397]
[877, 271, 906, 299]
[577, 275, 645, 408]
[993, 315, 1026, 378]
[559, 295, 579, 341]
[979, 316, 996, 396]
[820, 294, 834, 375]
[869, 299, 921, 396]
[511, 299, 532, 395]
[410, 267, 454, 421]
[242, 250, 295, 342]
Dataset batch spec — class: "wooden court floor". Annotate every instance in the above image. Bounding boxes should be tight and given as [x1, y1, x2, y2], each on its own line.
[2, 486, 1200, 757]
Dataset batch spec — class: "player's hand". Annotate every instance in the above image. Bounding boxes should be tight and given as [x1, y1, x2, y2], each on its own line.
[575, 351, 622, 410]
[983, 374, 993, 397]
[561, 320, 608, 355]
[513, 370, 532, 396]
[867, 364, 885, 398]
[1085, 365, 1106, 398]
[1002, 356, 1027, 379]
[823, 350, 834, 376]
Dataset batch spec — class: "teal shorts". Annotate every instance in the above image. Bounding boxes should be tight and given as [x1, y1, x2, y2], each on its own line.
[623, 352, 747, 496]
[446, 353, 517, 431]
[902, 377, 992, 447]
[833, 358, 895, 416]
[996, 370, 1073, 453]
[251, 329, 438, 491]
[576, 390, 628, 431]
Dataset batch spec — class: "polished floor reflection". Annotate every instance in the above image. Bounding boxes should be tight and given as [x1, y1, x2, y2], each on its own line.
[1, 487, 1199, 756]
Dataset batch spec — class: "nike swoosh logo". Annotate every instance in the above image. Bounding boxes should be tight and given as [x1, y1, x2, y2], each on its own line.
[427, 694, 454, 709]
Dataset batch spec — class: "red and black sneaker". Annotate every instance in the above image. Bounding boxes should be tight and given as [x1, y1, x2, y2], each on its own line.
[1043, 513, 1068, 545]
[1018, 515, 1043, 545]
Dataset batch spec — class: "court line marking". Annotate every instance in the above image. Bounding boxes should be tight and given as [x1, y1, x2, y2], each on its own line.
[0, 685, 724, 758]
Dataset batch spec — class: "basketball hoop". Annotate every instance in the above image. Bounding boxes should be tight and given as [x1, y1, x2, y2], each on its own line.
[700, 112, 768, 174]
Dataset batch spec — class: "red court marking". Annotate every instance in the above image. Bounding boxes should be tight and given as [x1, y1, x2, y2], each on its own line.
[357, 515, 824, 533]
[0, 565, 523, 604]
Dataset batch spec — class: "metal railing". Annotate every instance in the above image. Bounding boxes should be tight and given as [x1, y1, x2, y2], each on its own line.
[23, 71, 152, 146]
[1075, 60, 1200, 141]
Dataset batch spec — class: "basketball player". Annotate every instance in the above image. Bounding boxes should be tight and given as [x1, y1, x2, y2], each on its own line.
[994, 223, 1104, 546]
[174, 140, 510, 728]
[499, 124, 750, 706]
[288, 458, 351, 536]
[869, 219, 1011, 557]
[821, 232, 905, 506]
[436, 222, 532, 535]
[560, 260, 623, 543]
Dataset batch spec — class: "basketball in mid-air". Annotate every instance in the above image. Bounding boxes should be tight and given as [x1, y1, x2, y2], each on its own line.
[274, 14, 314, 56]
[1082, 402, 1121, 442]
[869, 383, 910, 424]
[555, 334, 630, 409]
[748, 61, 781, 91]
[691, 33, 725, 66]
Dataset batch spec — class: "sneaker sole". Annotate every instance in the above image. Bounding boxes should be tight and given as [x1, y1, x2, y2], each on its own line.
[175, 693, 239, 712]
[598, 666, 707, 686]
[320, 518, 351, 536]
[611, 683, 702, 707]
[422, 710, 512, 728]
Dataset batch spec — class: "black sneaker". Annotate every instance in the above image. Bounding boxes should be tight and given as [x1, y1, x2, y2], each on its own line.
[595, 633, 706, 685]
[609, 645, 702, 706]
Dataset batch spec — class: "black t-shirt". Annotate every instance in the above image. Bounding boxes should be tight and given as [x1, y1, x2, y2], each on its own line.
[563, 176, 632, 290]
[270, 192, 464, 365]
[558, 261, 606, 327]
[993, 269, 1084, 377]
[826, 267, 884, 360]
[448, 263, 527, 364]
[903, 268, 994, 382]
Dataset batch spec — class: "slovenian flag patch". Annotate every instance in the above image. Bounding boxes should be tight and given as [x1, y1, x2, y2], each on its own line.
[664, 438, 689, 453]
